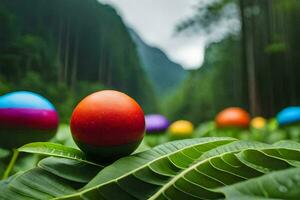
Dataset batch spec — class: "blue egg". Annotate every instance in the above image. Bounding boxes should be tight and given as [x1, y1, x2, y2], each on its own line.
[276, 107, 300, 126]
[0, 91, 55, 110]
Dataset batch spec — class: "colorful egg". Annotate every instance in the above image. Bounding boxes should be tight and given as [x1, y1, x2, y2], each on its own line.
[168, 120, 194, 137]
[145, 114, 169, 134]
[216, 107, 250, 128]
[70, 90, 145, 161]
[0, 91, 59, 149]
[251, 117, 267, 129]
[277, 106, 300, 126]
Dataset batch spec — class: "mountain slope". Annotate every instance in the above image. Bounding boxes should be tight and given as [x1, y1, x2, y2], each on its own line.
[129, 29, 187, 95]
[0, 0, 158, 120]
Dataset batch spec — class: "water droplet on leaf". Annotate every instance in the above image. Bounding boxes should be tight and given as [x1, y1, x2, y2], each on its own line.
[278, 185, 288, 193]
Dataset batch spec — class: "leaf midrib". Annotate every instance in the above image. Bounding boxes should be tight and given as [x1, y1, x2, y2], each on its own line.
[54, 138, 235, 199]
[150, 146, 300, 200]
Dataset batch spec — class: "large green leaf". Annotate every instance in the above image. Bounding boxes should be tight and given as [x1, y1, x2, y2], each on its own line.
[0, 168, 76, 200]
[0, 156, 103, 199]
[273, 140, 300, 149]
[86, 137, 235, 187]
[39, 157, 102, 184]
[58, 137, 239, 199]
[199, 140, 270, 160]
[2, 137, 235, 199]
[2, 138, 300, 199]
[18, 142, 101, 167]
[57, 139, 300, 200]
[216, 167, 300, 199]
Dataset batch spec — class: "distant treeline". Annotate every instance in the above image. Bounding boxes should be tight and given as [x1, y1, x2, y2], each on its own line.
[165, 0, 300, 124]
[0, 0, 158, 121]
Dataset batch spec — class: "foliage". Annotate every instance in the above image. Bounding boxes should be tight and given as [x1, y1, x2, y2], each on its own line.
[171, 0, 300, 120]
[1, 137, 300, 199]
[194, 120, 300, 145]
[18, 142, 101, 167]
[176, 0, 239, 36]
[163, 36, 246, 124]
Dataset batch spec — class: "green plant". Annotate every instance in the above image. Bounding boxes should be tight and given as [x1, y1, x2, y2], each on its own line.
[1, 137, 300, 199]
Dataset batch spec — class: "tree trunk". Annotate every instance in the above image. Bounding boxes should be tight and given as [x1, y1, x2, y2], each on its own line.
[63, 22, 70, 85]
[57, 20, 63, 83]
[240, 0, 259, 116]
[71, 29, 79, 90]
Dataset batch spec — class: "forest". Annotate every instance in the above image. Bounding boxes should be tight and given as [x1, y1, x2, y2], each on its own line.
[1, 0, 298, 124]
[0, 0, 158, 121]
[165, 0, 300, 124]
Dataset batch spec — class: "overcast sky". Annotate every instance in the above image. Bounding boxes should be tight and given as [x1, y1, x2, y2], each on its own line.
[100, 0, 205, 69]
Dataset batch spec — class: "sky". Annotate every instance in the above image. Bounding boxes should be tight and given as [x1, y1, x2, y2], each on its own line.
[100, 0, 205, 69]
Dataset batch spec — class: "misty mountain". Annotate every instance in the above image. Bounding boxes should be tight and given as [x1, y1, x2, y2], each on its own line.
[129, 29, 187, 95]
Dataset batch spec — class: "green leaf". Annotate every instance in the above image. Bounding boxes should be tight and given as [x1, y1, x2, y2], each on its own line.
[0, 156, 103, 199]
[2, 138, 300, 200]
[57, 137, 237, 199]
[236, 149, 293, 173]
[57, 139, 300, 200]
[216, 167, 300, 199]
[51, 124, 78, 148]
[199, 140, 270, 160]
[85, 137, 235, 187]
[0, 168, 76, 200]
[133, 140, 150, 153]
[273, 140, 300, 149]
[39, 157, 102, 184]
[18, 142, 101, 167]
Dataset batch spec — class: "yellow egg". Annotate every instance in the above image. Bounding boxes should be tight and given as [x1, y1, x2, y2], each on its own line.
[251, 117, 266, 129]
[168, 120, 194, 136]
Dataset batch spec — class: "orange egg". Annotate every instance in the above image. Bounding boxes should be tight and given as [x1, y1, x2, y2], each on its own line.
[70, 90, 145, 160]
[215, 107, 250, 128]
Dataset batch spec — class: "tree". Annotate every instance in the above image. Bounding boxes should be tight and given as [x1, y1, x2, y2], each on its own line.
[173, 0, 300, 118]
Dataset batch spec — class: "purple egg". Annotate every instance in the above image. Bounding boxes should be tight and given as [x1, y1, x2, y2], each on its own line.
[145, 114, 169, 134]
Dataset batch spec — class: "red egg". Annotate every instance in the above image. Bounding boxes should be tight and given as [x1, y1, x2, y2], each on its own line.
[70, 90, 145, 160]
